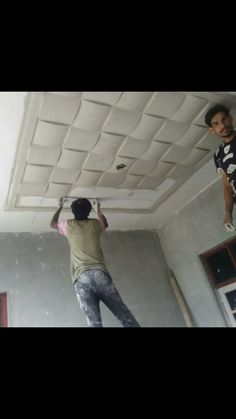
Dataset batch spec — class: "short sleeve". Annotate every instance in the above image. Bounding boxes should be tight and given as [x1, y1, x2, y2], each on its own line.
[57, 220, 68, 237]
[214, 149, 224, 174]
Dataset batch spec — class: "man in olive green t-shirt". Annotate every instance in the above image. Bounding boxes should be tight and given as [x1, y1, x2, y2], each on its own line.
[50, 198, 140, 327]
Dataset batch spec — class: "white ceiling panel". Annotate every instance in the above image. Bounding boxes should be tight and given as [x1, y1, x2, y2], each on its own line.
[145, 92, 185, 118]
[57, 150, 87, 170]
[103, 107, 141, 135]
[92, 133, 125, 156]
[19, 182, 48, 196]
[181, 148, 209, 166]
[120, 174, 144, 189]
[7, 92, 236, 220]
[170, 94, 207, 124]
[45, 183, 72, 198]
[141, 141, 171, 161]
[75, 170, 102, 187]
[73, 100, 112, 131]
[97, 173, 126, 187]
[167, 164, 194, 179]
[64, 127, 99, 152]
[136, 176, 164, 190]
[39, 93, 81, 124]
[82, 92, 122, 105]
[175, 125, 207, 147]
[149, 161, 175, 178]
[154, 120, 189, 143]
[129, 159, 157, 176]
[118, 137, 150, 158]
[49, 167, 79, 184]
[116, 92, 154, 112]
[27, 145, 61, 166]
[195, 132, 222, 149]
[83, 153, 114, 171]
[161, 145, 192, 163]
[23, 165, 53, 183]
[130, 114, 165, 141]
[18, 196, 43, 207]
[33, 121, 68, 147]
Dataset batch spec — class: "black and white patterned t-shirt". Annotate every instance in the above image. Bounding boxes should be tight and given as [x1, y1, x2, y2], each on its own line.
[214, 136, 236, 181]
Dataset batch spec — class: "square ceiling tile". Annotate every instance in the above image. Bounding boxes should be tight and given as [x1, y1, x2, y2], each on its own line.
[23, 165, 53, 183]
[116, 92, 154, 112]
[32, 121, 68, 147]
[83, 153, 114, 171]
[73, 100, 112, 131]
[154, 120, 189, 143]
[175, 125, 207, 147]
[141, 141, 171, 161]
[157, 178, 176, 192]
[170, 94, 207, 124]
[136, 177, 164, 190]
[195, 132, 221, 150]
[129, 159, 157, 176]
[167, 164, 194, 179]
[45, 183, 72, 198]
[103, 107, 141, 135]
[76, 170, 102, 187]
[82, 92, 122, 105]
[130, 114, 165, 141]
[39, 93, 81, 124]
[49, 167, 79, 184]
[92, 133, 125, 156]
[118, 137, 150, 158]
[97, 173, 126, 187]
[17, 196, 43, 207]
[149, 161, 175, 178]
[57, 150, 87, 170]
[161, 145, 192, 163]
[64, 127, 99, 151]
[145, 92, 185, 118]
[19, 182, 48, 196]
[181, 148, 209, 166]
[40, 197, 59, 207]
[27, 145, 61, 166]
[120, 174, 144, 189]
[107, 157, 135, 173]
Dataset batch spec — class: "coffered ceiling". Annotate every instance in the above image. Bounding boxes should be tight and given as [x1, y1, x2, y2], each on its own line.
[6, 91, 236, 215]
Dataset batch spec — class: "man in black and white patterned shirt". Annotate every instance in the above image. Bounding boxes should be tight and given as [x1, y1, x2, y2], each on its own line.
[205, 104, 236, 231]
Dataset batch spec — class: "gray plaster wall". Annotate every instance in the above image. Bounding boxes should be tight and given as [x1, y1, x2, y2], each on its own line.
[0, 230, 185, 327]
[158, 179, 233, 327]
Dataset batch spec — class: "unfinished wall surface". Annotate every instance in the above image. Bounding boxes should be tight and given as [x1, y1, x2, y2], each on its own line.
[158, 179, 232, 327]
[0, 230, 185, 327]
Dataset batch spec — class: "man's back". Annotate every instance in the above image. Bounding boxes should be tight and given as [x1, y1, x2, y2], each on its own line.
[66, 218, 107, 282]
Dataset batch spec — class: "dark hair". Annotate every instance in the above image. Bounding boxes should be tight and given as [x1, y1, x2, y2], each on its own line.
[71, 198, 92, 220]
[204, 104, 230, 127]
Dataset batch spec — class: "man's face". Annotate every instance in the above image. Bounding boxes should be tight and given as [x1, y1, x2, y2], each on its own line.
[209, 111, 234, 138]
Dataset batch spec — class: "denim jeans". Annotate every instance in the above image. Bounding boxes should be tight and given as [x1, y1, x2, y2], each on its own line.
[74, 269, 140, 327]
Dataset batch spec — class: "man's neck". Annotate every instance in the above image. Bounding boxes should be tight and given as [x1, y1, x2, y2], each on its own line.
[223, 130, 236, 143]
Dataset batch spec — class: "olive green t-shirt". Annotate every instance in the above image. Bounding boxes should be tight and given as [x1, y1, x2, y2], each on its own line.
[59, 218, 108, 283]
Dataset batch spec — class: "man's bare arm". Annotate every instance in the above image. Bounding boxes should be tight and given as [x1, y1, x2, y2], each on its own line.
[222, 172, 234, 225]
[92, 199, 108, 231]
[50, 198, 64, 230]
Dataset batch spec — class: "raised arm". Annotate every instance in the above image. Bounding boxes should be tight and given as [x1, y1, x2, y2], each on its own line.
[50, 198, 64, 230]
[92, 199, 108, 231]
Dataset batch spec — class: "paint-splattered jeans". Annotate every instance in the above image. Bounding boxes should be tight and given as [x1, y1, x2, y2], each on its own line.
[74, 269, 140, 327]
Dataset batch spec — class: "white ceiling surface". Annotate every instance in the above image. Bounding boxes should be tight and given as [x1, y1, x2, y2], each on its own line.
[1, 91, 236, 233]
